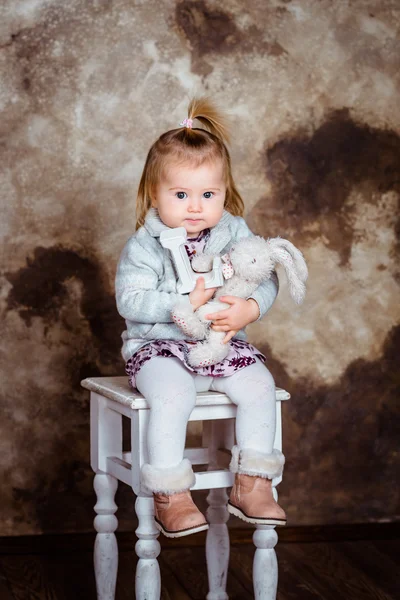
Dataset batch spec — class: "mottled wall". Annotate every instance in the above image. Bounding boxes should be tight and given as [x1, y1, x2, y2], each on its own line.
[0, 0, 399, 535]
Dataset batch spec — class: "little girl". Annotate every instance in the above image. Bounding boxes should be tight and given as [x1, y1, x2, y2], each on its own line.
[115, 97, 286, 538]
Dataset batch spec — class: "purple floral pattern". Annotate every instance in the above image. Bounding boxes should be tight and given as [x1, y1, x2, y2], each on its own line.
[125, 338, 266, 390]
[125, 226, 266, 390]
[184, 227, 211, 258]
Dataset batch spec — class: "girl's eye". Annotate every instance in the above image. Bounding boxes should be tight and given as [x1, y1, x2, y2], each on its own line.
[176, 191, 187, 200]
[203, 191, 214, 199]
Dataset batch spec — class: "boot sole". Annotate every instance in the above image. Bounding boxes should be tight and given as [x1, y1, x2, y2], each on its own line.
[154, 518, 209, 538]
[227, 501, 287, 526]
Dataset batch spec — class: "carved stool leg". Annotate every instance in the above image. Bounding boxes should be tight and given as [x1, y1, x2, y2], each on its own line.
[206, 487, 230, 600]
[135, 495, 161, 600]
[93, 473, 119, 600]
[253, 526, 278, 599]
[205, 420, 232, 600]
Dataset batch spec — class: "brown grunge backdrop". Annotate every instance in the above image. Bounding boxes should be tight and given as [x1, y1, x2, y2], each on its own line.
[0, 0, 399, 535]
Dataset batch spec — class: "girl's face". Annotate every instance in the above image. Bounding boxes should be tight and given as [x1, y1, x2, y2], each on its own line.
[152, 159, 227, 237]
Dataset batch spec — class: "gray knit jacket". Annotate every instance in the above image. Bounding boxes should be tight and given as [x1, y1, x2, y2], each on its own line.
[115, 208, 279, 362]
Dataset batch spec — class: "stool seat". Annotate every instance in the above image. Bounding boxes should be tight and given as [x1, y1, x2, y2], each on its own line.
[82, 375, 290, 600]
[81, 376, 290, 409]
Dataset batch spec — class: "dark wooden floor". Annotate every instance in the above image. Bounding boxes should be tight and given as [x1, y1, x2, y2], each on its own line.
[0, 524, 399, 599]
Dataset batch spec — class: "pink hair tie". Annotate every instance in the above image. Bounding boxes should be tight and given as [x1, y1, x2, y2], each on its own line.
[179, 118, 193, 129]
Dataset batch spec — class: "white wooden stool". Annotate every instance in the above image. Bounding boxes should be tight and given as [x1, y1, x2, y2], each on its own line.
[81, 376, 290, 600]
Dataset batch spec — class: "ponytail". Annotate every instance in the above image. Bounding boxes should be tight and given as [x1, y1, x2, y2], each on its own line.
[186, 97, 231, 145]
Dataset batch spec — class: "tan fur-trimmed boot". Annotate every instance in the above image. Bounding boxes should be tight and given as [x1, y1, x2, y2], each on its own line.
[141, 458, 209, 538]
[227, 445, 287, 526]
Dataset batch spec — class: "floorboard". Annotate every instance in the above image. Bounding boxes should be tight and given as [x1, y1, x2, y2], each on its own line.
[0, 555, 60, 600]
[278, 542, 394, 600]
[334, 540, 400, 599]
[0, 525, 398, 599]
[0, 564, 14, 600]
[371, 539, 400, 566]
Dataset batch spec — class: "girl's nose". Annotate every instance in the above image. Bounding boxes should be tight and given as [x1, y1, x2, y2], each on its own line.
[188, 196, 202, 211]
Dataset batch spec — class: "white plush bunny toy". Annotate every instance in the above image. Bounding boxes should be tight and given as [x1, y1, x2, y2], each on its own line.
[171, 236, 308, 368]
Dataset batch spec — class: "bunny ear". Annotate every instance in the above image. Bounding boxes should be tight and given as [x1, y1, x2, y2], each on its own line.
[271, 247, 307, 304]
[268, 237, 308, 283]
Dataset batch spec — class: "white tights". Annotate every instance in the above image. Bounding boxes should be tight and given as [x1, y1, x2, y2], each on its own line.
[135, 355, 276, 469]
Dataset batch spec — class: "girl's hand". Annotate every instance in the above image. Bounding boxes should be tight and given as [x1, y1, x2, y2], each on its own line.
[189, 276, 217, 311]
[205, 297, 260, 344]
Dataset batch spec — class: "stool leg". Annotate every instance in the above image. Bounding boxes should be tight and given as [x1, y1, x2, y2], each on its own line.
[253, 525, 278, 599]
[252, 484, 282, 598]
[93, 473, 119, 600]
[135, 494, 161, 600]
[206, 488, 230, 600]
[204, 420, 231, 600]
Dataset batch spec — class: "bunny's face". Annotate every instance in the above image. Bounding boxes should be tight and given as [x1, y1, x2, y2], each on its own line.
[228, 236, 275, 282]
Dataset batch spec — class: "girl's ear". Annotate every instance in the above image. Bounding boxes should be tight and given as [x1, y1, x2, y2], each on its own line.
[150, 191, 157, 208]
[148, 182, 158, 208]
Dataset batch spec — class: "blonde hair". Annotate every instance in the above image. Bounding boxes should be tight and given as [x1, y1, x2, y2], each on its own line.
[135, 97, 245, 230]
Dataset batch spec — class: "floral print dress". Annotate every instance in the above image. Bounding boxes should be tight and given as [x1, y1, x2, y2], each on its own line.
[125, 227, 267, 389]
